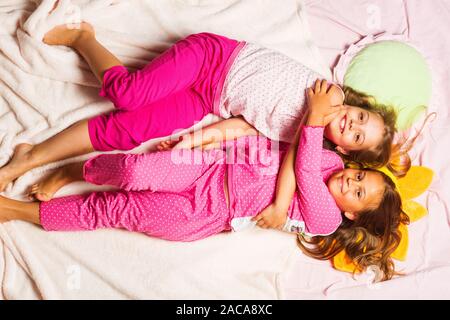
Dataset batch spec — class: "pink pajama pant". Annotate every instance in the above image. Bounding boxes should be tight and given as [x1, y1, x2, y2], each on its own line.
[88, 32, 243, 151]
[39, 149, 230, 241]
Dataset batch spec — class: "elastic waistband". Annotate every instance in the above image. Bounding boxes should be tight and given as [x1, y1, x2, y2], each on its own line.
[212, 41, 247, 116]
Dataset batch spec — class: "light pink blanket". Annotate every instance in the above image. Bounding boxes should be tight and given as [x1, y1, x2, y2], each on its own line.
[278, 0, 450, 299]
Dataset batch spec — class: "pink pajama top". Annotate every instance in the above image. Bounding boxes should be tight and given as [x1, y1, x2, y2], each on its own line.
[224, 126, 343, 237]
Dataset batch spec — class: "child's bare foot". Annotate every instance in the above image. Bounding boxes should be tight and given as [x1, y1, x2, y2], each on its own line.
[28, 167, 72, 202]
[0, 143, 34, 192]
[43, 22, 95, 48]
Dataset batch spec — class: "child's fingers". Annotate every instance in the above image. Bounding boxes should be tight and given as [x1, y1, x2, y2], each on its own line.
[158, 141, 170, 149]
[251, 214, 261, 222]
[306, 87, 314, 99]
[320, 79, 328, 93]
[323, 113, 339, 126]
[160, 139, 179, 150]
[334, 106, 347, 119]
[314, 79, 321, 93]
[27, 186, 36, 200]
[324, 106, 346, 125]
[256, 219, 266, 227]
[323, 109, 341, 124]
[258, 222, 268, 229]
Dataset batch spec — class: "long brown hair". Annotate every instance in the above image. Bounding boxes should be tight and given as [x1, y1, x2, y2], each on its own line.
[331, 87, 410, 176]
[297, 170, 410, 281]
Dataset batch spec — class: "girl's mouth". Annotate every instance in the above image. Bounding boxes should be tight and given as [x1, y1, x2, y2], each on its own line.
[340, 115, 347, 134]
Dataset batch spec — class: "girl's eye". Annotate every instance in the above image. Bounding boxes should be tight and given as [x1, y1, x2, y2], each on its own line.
[357, 173, 363, 181]
[356, 190, 362, 199]
[355, 133, 361, 143]
[359, 112, 364, 122]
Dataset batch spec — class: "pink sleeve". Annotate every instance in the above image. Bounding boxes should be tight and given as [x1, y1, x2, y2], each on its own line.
[293, 126, 342, 236]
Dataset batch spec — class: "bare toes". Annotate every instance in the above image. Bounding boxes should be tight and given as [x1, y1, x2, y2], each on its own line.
[35, 192, 51, 202]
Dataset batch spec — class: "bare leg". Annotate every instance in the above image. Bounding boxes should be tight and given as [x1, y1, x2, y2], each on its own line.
[0, 24, 126, 191]
[0, 195, 40, 225]
[0, 119, 93, 192]
[43, 22, 123, 82]
[29, 161, 86, 202]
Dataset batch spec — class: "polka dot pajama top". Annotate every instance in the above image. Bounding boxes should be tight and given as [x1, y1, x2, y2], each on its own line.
[224, 126, 343, 236]
[39, 126, 343, 241]
[215, 42, 322, 143]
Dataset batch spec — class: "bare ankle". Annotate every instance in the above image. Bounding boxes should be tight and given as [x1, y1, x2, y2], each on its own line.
[0, 196, 34, 223]
[62, 162, 85, 182]
[72, 30, 95, 50]
[26, 145, 43, 168]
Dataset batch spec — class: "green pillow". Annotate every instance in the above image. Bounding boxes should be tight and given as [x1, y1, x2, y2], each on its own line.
[344, 40, 431, 130]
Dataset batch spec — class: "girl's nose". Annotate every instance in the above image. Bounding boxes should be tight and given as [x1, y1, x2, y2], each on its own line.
[348, 119, 353, 130]
[346, 177, 353, 190]
[349, 119, 362, 131]
[347, 177, 359, 189]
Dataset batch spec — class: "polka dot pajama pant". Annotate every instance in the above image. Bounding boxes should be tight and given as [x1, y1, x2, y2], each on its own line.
[39, 149, 231, 241]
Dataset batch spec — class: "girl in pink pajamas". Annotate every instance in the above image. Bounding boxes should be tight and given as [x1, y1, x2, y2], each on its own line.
[0, 84, 406, 280]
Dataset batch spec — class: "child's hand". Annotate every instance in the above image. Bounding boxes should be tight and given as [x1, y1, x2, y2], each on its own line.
[172, 134, 195, 149]
[156, 138, 180, 151]
[307, 79, 346, 127]
[156, 135, 193, 151]
[251, 203, 287, 230]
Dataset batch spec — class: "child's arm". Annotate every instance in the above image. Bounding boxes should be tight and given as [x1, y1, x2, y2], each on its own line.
[292, 126, 343, 236]
[291, 81, 345, 235]
[157, 117, 259, 151]
[258, 83, 344, 217]
[250, 114, 305, 229]
[252, 80, 345, 230]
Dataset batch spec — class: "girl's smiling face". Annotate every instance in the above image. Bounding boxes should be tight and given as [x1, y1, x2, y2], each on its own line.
[327, 168, 385, 219]
[324, 105, 385, 154]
